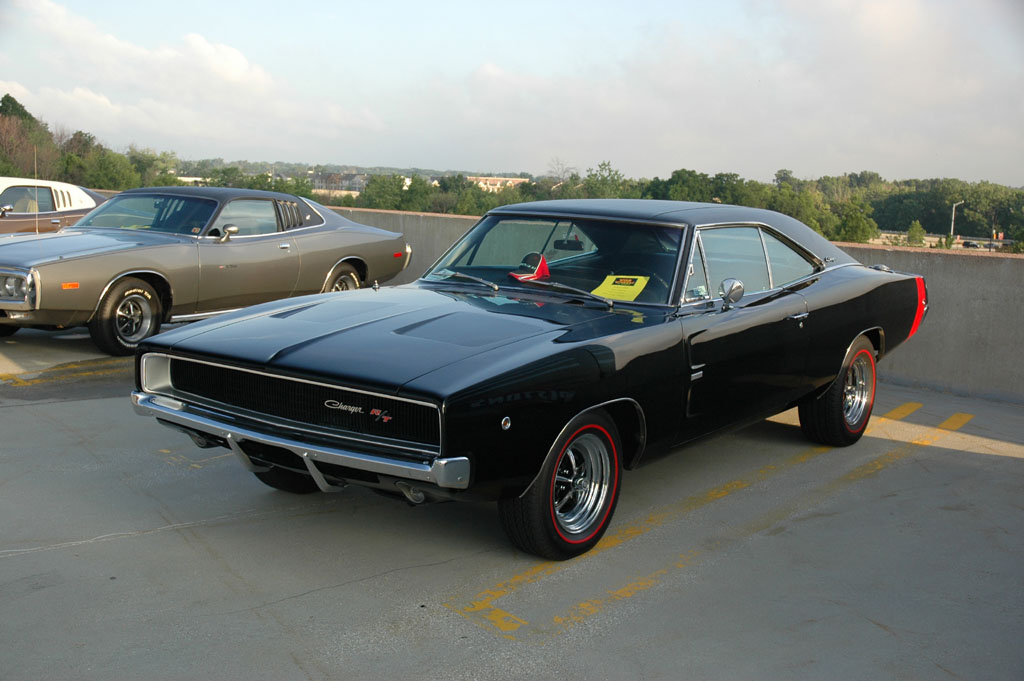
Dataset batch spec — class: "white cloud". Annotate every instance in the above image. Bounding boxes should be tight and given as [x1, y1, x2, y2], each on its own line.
[1, 0, 1020, 185]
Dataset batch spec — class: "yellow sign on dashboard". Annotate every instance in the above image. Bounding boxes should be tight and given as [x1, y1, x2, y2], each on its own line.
[591, 275, 650, 302]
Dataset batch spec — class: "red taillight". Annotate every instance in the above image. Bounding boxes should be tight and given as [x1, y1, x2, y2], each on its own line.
[393, 252, 402, 258]
[907, 276, 927, 339]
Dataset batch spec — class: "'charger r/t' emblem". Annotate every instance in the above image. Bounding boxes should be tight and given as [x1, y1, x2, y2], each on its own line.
[370, 408, 392, 423]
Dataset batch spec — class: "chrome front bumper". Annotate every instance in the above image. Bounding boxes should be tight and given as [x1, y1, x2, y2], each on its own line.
[131, 391, 470, 490]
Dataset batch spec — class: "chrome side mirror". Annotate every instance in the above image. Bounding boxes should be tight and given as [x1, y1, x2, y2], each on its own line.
[218, 224, 239, 243]
[719, 278, 744, 310]
[0, 204, 12, 218]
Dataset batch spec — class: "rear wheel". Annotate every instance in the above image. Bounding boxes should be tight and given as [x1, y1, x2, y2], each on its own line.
[88, 278, 162, 355]
[253, 467, 320, 494]
[799, 336, 876, 446]
[326, 263, 360, 292]
[499, 410, 622, 560]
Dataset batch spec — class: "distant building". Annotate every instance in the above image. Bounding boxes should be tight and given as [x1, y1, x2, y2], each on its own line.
[466, 176, 531, 193]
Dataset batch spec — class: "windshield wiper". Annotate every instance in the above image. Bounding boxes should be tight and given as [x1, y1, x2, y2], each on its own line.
[436, 270, 500, 291]
[513, 278, 614, 309]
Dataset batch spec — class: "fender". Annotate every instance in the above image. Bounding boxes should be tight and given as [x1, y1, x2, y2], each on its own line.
[89, 270, 173, 322]
[518, 397, 646, 499]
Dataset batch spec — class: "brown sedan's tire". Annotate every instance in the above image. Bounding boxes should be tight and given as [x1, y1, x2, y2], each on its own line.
[799, 336, 876, 447]
[253, 467, 320, 494]
[498, 410, 622, 560]
[0, 325, 18, 337]
[88, 278, 162, 356]
[326, 263, 360, 292]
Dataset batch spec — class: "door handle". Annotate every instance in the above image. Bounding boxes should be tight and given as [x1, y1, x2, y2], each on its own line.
[278, 243, 291, 250]
[786, 312, 809, 321]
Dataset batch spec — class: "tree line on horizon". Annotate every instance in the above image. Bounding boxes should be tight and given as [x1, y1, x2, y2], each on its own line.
[2, 93, 1021, 249]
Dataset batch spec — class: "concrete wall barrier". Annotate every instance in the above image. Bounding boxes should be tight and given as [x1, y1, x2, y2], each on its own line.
[335, 206, 1023, 404]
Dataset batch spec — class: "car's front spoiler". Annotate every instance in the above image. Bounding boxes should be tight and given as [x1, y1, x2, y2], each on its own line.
[131, 391, 470, 490]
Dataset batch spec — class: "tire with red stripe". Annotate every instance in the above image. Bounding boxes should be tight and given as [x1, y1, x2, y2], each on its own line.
[499, 410, 622, 560]
[799, 336, 877, 446]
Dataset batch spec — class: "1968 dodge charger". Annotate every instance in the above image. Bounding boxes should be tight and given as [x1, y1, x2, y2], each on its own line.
[132, 199, 927, 559]
[0, 186, 411, 354]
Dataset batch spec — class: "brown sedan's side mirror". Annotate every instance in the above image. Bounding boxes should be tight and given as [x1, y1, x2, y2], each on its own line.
[0, 204, 12, 218]
[217, 225, 240, 243]
[719, 278, 744, 310]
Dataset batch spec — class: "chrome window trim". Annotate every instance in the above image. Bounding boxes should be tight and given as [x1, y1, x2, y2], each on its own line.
[684, 222, 839, 302]
[140, 353, 443, 455]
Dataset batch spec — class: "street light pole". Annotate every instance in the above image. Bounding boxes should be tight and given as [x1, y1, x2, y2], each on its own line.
[950, 200, 964, 237]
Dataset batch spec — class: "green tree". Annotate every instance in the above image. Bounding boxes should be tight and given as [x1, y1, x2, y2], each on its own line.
[356, 175, 405, 210]
[907, 220, 926, 246]
[835, 199, 880, 243]
[81, 149, 141, 189]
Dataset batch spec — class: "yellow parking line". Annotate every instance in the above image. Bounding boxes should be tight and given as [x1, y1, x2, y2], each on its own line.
[0, 357, 131, 388]
[445, 402, 924, 637]
[534, 411, 974, 641]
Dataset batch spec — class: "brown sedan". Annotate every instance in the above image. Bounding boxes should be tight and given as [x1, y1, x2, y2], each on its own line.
[0, 186, 411, 354]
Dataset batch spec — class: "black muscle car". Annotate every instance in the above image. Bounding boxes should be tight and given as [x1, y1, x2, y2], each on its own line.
[132, 199, 928, 559]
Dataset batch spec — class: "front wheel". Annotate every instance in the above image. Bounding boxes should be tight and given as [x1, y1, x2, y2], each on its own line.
[88, 278, 162, 355]
[799, 336, 877, 446]
[499, 410, 622, 560]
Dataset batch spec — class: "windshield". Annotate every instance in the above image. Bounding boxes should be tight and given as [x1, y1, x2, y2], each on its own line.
[76, 194, 218, 235]
[424, 215, 685, 305]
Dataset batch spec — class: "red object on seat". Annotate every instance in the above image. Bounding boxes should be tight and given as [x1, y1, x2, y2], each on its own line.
[509, 253, 550, 281]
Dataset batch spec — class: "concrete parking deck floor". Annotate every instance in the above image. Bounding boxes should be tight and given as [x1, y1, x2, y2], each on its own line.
[1, 336, 1022, 680]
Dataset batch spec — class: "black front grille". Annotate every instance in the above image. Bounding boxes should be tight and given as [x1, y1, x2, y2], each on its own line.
[169, 359, 440, 447]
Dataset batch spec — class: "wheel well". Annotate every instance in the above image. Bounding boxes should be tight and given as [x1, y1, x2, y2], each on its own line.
[92, 272, 173, 322]
[599, 400, 647, 470]
[863, 327, 884, 358]
[325, 258, 367, 290]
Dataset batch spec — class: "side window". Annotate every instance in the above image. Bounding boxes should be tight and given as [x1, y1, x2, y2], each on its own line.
[699, 226, 770, 295]
[210, 199, 279, 236]
[684, 237, 710, 302]
[763, 231, 815, 287]
[0, 186, 55, 213]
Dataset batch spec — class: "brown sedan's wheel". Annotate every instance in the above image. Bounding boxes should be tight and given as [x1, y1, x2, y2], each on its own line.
[327, 263, 360, 292]
[499, 410, 622, 560]
[88, 277, 162, 356]
[0, 325, 18, 337]
[799, 336, 877, 446]
[253, 467, 320, 494]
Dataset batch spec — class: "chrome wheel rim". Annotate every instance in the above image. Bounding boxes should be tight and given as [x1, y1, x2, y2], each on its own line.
[331, 275, 356, 292]
[843, 353, 873, 427]
[115, 294, 152, 343]
[553, 432, 612, 536]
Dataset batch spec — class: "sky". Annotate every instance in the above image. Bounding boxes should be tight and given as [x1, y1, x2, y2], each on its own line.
[1, 0, 1022, 185]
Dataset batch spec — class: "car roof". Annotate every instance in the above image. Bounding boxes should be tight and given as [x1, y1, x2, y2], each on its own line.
[488, 199, 856, 265]
[118, 186, 303, 202]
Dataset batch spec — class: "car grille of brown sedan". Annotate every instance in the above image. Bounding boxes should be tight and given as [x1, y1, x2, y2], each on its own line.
[168, 358, 441, 450]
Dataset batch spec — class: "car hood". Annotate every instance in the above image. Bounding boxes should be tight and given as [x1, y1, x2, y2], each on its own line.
[0, 228, 182, 267]
[146, 285, 635, 394]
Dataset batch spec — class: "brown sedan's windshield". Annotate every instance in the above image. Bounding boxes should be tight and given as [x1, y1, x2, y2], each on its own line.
[76, 195, 217, 235]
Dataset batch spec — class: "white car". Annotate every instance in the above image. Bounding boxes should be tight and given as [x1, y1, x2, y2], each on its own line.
[0, 177, 107, 235]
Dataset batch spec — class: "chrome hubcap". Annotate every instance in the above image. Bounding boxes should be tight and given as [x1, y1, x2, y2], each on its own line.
[553, 432, 612, 535]
[843, 353, 873, 427]
[115, 295, 152, 343]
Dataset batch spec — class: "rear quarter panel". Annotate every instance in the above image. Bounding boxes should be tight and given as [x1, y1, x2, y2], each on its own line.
[801, 264, 922, 390]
